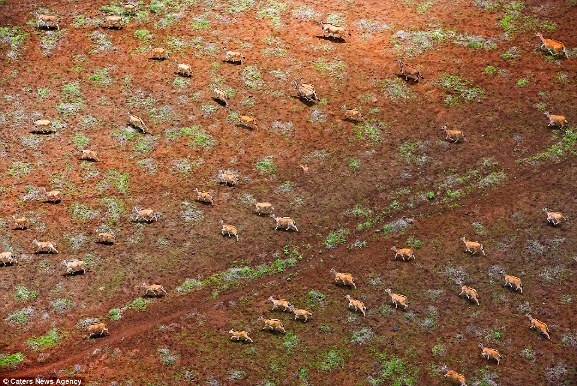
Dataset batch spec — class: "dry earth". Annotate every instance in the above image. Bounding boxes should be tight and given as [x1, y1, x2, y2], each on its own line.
[1, 0, 576, 385]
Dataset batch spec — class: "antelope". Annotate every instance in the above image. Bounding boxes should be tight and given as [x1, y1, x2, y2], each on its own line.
[526, 314, 550, 339]
[218, 171, 238, 186]
[64, 259, 86, 275]
[238, 115, 258, 129]
[255, 202, 274, 215]
[194, 188, 214, 205]
[12, 216, 28, 230]
[342, 105, 363, 121]
[318, 21, 351, 40]
[150, 47, 168, 60]
[536, 33, 568, 58]
[292, 79, 319, 103]
[500, 270, 522, 293]
[223, 50, 244, 64]
[87, 322, 109, 338]
[479, 343, 502, 365]
[96, 232, 114, 245]
[32, 119, 54, 133]
[270, 214, 298, 231]
[461, 237, 485, 256]
[80, 149, 99, 162]
[174, 60, 192, 77]
[229, 329, 253, 343]
[397, 59, 423, 82]
[104, 15, 122, 29]
[385, 288, 408, 310]
[37, 14, 59, 30]
[444, 370, 467, 386]
[258, 316, 286, 333]
[268, 296, 292, 311]
[544, 111, 568, 129]
[42, 189, 61, 203]
[213, 88, 228, 106]
[220, 220, 238, 241]
[288, 305, 312, 322]
[0, 252, 16, 266]
[132, 207, 161, 222]
[142, 282, 167, 297]
[442, 125, 465, 143]
[391, 246, 415, 261]
[32, 239, 58, 254]
[128, 111, 147, 133]
[543, 208, 567, 226]
[458, 284, 479, 305]
[345, 295, 366, 317]
[330, 268, 356, 289]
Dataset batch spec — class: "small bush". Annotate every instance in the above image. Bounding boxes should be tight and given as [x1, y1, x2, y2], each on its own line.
[5, 307, 34, 325]
[158, 348, 178, 365]
[176, 278, 204, 293]
[129, 297, 148, 312]
[0, 353, 24, 369]
[108, 308, 122, 321]
[15, 285, 38, 302]
[318, 348, 345, 372]
[255, 156, 276, 174]
[325, 228, 349, 249]
[27, 328, 61, 351]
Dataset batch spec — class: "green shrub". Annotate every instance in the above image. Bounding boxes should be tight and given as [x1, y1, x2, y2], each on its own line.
[0, 353, 24, 369]
[27, 328, 61, 351]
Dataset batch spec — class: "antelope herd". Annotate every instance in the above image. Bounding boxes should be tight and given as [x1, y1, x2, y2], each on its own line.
[2, 5, 572, 383]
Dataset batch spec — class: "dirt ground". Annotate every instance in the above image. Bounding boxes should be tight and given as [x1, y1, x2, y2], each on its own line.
[1, 0, 576, 384]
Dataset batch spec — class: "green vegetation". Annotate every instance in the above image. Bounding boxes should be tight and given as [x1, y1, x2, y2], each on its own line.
[129, 297, 148, 312]
[381, 78, 414, 100]
[406, 235, 423, 249]
[416, 1, 435, 14]
[89, 67, 112, 86]
[134, 29, 154, 41]
[283, 332, 298, 354]
[7, 161, 33, 178]
[0, 353, 24, 369]
[158, 348, 178, 365]
[0, 27, 28, 59]
[354, 120, 385, 143]
[27, 328, 61, 351]
[484, 65, 497, 74]
[70, 202, 99, 221]
[40, 30, 64, 55]
[180, 125, 218, 148]
[521, 129, 577, 164]
[6, 307, 33, 325]
[37, 87, 50, 99]
[313, 57, 347, 80]
[348, 158, 361, 171]
[241, 65, 265, 89]
[438, 74, 484, 106]
[257, 1, 288, 29]
[318, 348, 345, 372]
[15, 285, 38, 302]
[191, 14, 210, 30]
[325, 228, 349, 249]
[108, 308, 122, 321]
[368, 350, 417, 385]
[51, 298, 72, 313]
[255, 156, 276, 174]
[229, 0, 255, 13]
[176, 278, 204, 293]
[500, 46, 521, 59]
[72, 132, 90, 149]
[516, 78, 529, 87]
